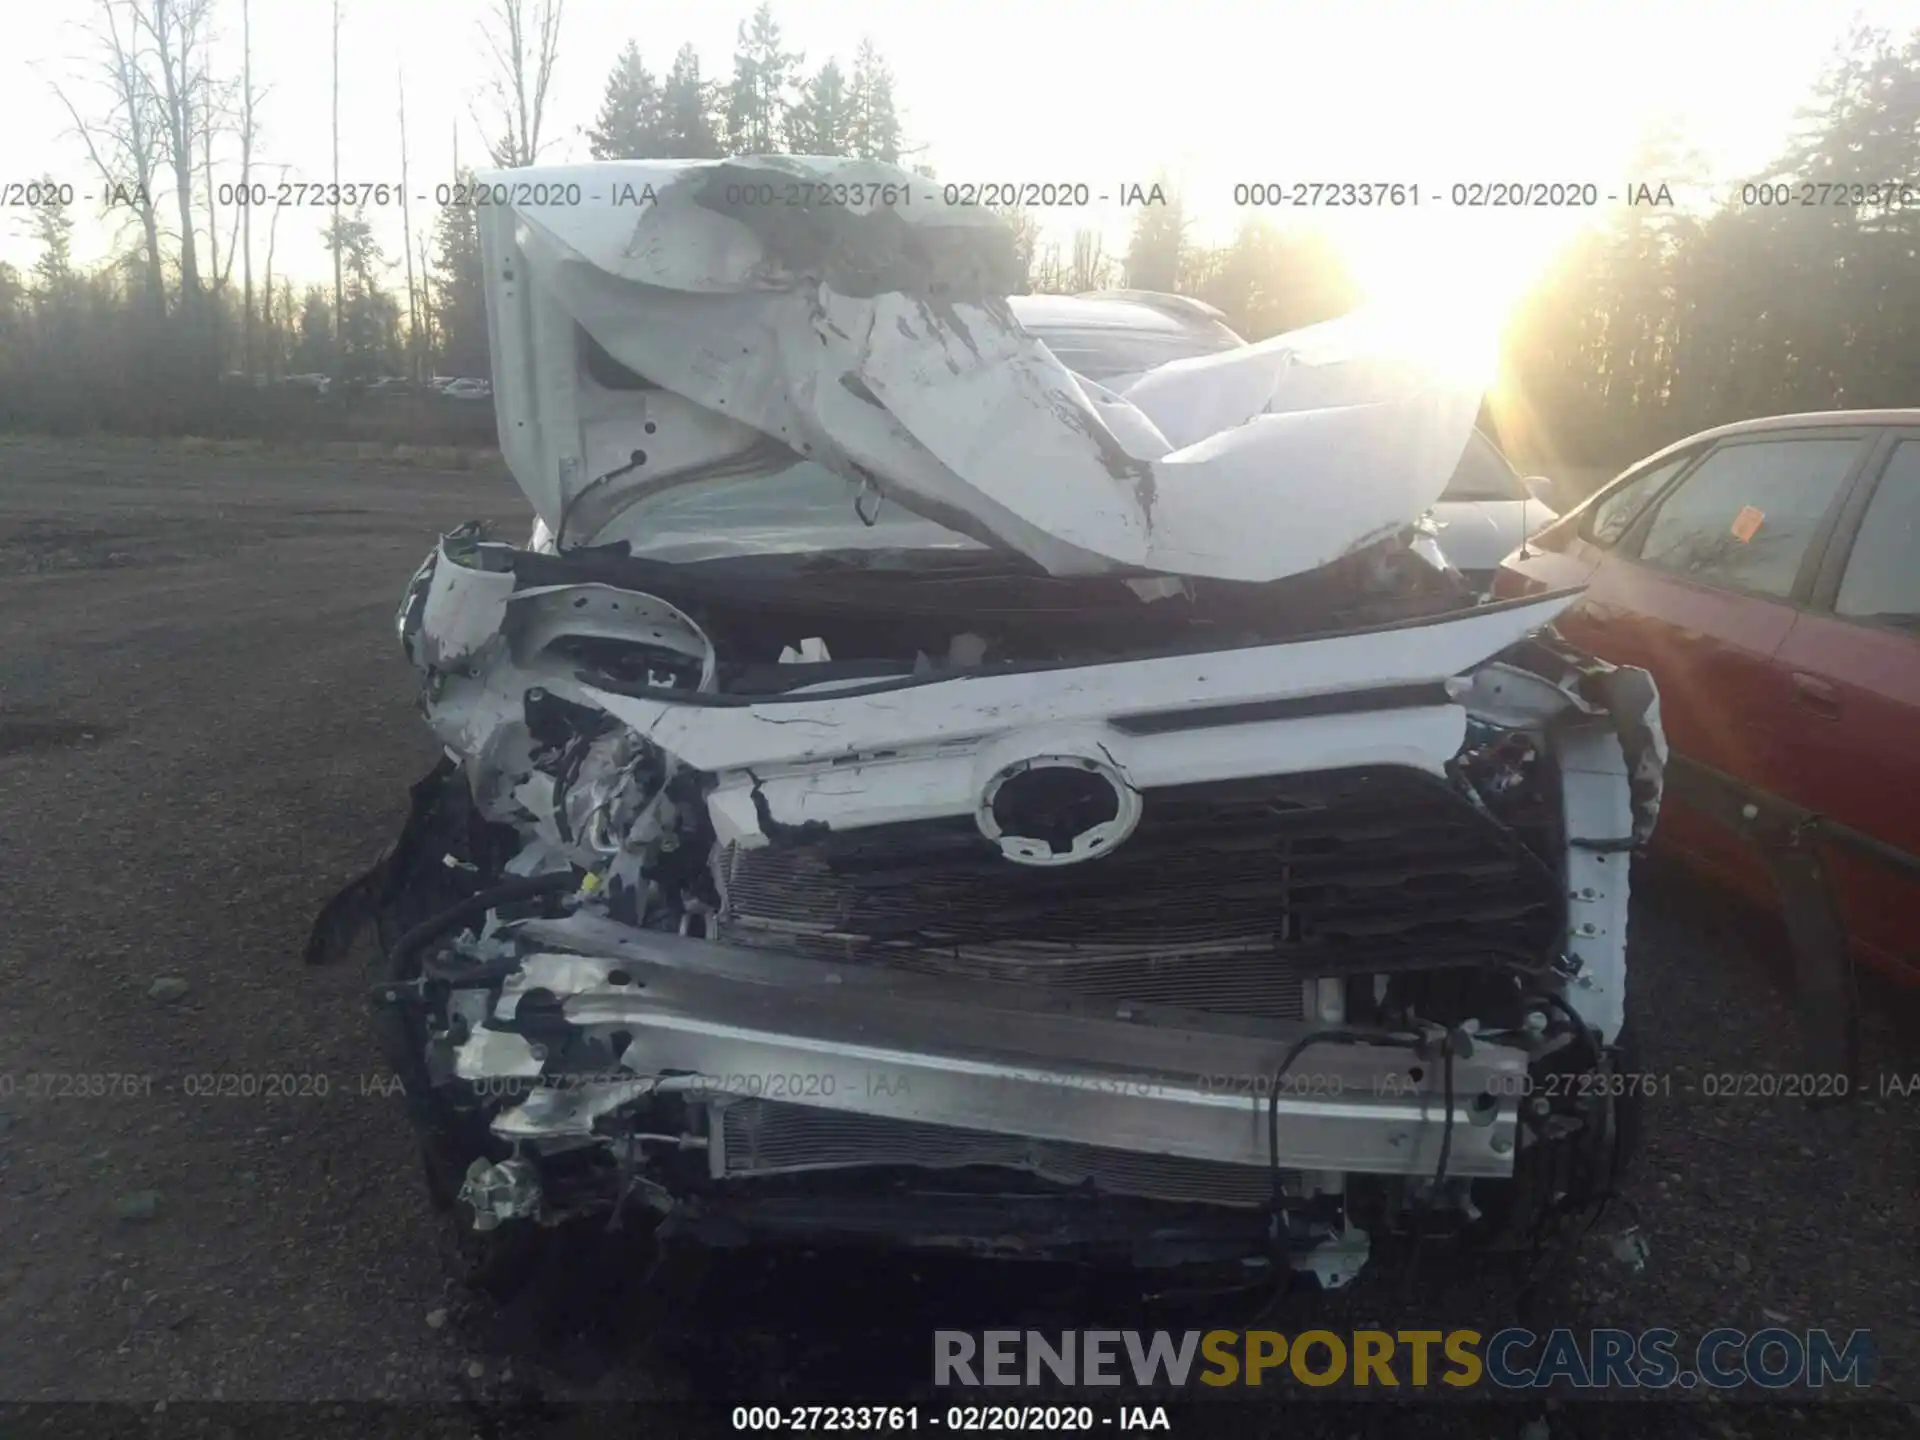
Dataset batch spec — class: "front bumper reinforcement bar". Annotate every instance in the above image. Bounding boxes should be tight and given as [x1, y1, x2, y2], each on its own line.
[462, 922, 1528, 1179]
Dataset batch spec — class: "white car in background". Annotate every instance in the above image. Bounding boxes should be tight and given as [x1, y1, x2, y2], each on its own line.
[1009, 290, 1561, 583]
[1425, 427, 1563, 582]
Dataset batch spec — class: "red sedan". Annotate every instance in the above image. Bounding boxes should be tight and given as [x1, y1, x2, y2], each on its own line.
[1494, 410, 1920, 992]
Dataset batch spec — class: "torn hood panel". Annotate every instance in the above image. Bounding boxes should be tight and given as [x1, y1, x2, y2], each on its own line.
[478, 156, 1483, 583]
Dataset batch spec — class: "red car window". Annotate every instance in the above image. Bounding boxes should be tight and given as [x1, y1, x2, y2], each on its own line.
[1635, 438, 1860, 599]
[1835, 439, 1920, 624]
[1583, 452, 1693, 546]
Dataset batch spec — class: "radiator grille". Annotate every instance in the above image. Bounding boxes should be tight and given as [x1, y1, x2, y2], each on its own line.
[717, 1099, 1280, 1207]
[716, 766, 1558, 1019]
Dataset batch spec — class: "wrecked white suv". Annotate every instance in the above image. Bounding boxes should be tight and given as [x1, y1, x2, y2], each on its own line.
[308, 156, 1665, 1294]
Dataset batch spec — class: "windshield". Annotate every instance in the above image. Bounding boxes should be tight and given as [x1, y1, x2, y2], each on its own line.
[608, 461, 988, 563]
[1440, 431, 1525, 502]
[607, 416, 1506, 564]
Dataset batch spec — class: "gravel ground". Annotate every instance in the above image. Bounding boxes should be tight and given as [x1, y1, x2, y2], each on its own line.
[0, 438, 1916, 1438]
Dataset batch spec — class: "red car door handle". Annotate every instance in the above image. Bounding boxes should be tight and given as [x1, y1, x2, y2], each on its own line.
[1790, 671, 1842, 719]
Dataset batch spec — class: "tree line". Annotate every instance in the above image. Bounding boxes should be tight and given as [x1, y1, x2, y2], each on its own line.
[0, 0, 906, 438]
[584, 13, 903, 165]
[1097, 22, 1920, 471]
[1501, 22, 1920, 467]
[2, 5, 1915, 474]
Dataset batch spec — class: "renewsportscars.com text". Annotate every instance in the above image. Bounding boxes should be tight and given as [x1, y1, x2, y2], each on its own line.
[934, 1328, 1875, 1391]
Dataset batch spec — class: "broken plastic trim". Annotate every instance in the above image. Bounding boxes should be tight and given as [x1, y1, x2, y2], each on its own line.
[574, 587, 1589, 710]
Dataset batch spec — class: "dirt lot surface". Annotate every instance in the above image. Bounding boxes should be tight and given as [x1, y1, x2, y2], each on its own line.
[1, 438, 1916, 1437]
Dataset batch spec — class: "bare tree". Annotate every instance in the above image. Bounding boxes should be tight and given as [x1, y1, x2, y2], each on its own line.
[200, 39, 218, 295]
[478, 0, 565, 167]
[256, 161, 291, 373]
[262, 199, 286, 371]
[1067, 229, 1112, 293]
[200, 41, 245, 296]
[135, 0, 215, 329]
[271, 277, 296, 371]
[48, 0, 167, 315]
[399, 69, 421, 377]
[191, 21, 246, 370]
[415, 229, 435, 374]
[331, 0, 343, 362]
[200, 51, 221, 362]
[240, 0, 257, 374]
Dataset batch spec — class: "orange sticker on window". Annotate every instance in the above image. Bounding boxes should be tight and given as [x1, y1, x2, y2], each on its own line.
[1731, 505, 1765, 542]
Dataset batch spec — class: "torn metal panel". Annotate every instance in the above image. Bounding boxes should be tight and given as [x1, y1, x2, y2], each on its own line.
[584, 590, 1580, 774]
[504, 583, 716, 689]
[1118, 310, 1439, 451]
[1458, 648, 1667, 1045]
[415, 536, 518, 670]
[571, 592, 1577, 845]
[478, 156, 1484, 583]
[1556, 720, 1637, 1045]
[453, 1028, 546, 1080]
[1592, 663, 1668, 843]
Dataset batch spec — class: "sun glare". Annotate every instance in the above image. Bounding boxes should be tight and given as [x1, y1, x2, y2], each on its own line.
[1340, 212, 1573, 394]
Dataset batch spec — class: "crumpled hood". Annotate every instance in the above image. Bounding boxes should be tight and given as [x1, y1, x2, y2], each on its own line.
[478, 155, 1483, 583]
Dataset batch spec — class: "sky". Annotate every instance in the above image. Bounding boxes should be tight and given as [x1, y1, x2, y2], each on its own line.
[5, 0, 1919, 338]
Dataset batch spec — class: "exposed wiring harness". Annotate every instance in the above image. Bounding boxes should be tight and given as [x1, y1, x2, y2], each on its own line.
[1264, 1027, 1420, 1191]
[1257, 974, 1620, 1307]
[390, 871, 579, 980]
[1259, 1025, 1427, 1299]
[1401, 1028, 1458, 1300]
[1473, 967, 1641, 1319]
[556, 449, 649, 551]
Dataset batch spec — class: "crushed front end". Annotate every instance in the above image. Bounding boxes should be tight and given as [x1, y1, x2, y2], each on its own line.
[308, 156, 1666, 1291]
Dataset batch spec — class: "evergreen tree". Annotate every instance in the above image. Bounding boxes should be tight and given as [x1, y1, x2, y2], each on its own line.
[846, 38, 902, 163]
[587, 41, 665, 159]
[429, 174, 488, 376]
[1185, 221, 1360, 339]
[1122, 181, 1186, 293]
[726, 3, 803, 155]
[323, 208, 401, 377]
[29, 176, 75, 295]
[0, 264, 24, 358]
[786, 60, 853, 156]
[291, 285, 335, 374]
[659, 43, 724, 158]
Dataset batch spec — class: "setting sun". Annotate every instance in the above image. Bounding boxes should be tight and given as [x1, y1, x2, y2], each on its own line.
[1335, 202, 1589, 393]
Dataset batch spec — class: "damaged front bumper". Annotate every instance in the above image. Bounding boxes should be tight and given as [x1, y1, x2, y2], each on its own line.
[317, 533, 1663, 1287]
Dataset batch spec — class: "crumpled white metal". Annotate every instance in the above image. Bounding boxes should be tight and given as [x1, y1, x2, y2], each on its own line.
[477, 155, 1484, 583]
